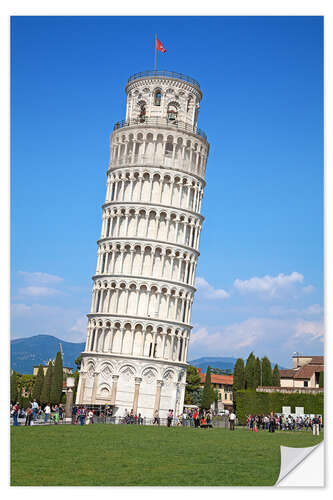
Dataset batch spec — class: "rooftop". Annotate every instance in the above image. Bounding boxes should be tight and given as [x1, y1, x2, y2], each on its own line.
[127, 70, 201, 90]
[199, 372, 233, 385]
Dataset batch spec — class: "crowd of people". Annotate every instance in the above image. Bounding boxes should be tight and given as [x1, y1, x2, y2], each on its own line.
[10, 400, 65, 426]
[247, 413, 322, 435]
[11, 401, 322, 435]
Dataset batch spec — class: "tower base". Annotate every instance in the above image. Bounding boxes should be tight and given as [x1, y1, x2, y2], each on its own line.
[76, 353, 187, 419]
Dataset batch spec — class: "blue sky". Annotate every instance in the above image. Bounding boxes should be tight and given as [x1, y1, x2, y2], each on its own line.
[11, 16, 323, 367]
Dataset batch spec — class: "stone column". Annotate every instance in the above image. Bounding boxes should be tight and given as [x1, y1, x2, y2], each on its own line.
[65, 388, 74, 421]
[111, 375, 119, 405]
[132, 377, 142, 414]
[153, 380, 163, 414]
[78, 371, 87, 404]
[91, 372, 99, 404]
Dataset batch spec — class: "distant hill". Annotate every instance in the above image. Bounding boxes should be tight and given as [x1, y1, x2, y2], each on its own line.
[11, 335, 85, 374]
[189, 356, 238, 373]
[189, 356, 285, 373]
[11, 335, 285, 375]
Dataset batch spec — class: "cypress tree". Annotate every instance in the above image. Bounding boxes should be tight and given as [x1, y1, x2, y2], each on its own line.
[233, 358, 245, 391]
[40, 361, 53, 405]
[10, 371, 18, 404]
[185, 365, 201, 404]
[50, 351, 63, 404]
[254, 357, 261, 388]
[32, 364, 44, 403]
[262, 356, 273, 386]
[319, 371, 324, 388]
[245, 352, 256, 389]
[201, 365, 213, 409]
[272, 364, 280, 386]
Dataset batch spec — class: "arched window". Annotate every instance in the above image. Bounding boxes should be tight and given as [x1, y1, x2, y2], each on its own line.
[154, 89, 162, 106]
[167, 102, 179, 122]
[138, 101, 146, 123]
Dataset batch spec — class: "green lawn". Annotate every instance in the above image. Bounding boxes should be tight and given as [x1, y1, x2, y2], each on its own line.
[10, 425, 323, 486]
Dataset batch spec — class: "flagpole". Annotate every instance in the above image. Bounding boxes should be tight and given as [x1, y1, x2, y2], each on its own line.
[154, 33, 157, 73]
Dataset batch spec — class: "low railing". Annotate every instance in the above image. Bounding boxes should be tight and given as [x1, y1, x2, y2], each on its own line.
[113, 118, 207, 141]
[11, 415, 231, 428]
[127, 70, 201, 90]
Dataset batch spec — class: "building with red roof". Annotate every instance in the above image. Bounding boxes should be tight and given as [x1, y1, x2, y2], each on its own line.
[279, 355, 324, 389]
[198, 368, 234, 411]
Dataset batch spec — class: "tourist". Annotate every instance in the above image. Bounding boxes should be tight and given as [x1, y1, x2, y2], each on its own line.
[193, 408, 199, 428]
[31, 399, 39, 421]
[129, 409, 135, 424]
[268, 413, 275, 433]
[229, 410, 236, 430]
[312, 415, 320, 436]
[200, 415, 207, 427]
[86, 409, 94, 424]
[25, 405, 33, 426]
[12, 402, 20, 426]
[137, 413, 143, 425]
[59, 404, 64, 422]
[72, 405, 77, 424]
[53, 405, 60, 424]
[78, 406, 86, 425]
[44, 403, 51, 423]
[167, 409, 173, 427]
[153, 410, 160, 426]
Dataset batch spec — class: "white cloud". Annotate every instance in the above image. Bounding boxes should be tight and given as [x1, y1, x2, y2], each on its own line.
[18, 286, 62, 297]
[12, 303, 32, 315]
[268, 303, 323, 317]
[295, 320, 324, 341]
[233, 271, 310, 297]
[195, 277, 229, 299]
[189, 316, 324, 361]
[11, 302, 87, 342]
[18, 271, 63, 285]
[70, 317, 87, 334]
[304, 304, 323, 315]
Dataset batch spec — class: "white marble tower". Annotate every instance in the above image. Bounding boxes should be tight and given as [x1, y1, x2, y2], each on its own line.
[76, 70, 209, 418]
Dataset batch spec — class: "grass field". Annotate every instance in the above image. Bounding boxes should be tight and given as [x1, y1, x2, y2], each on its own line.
[10, 425, 323, 486]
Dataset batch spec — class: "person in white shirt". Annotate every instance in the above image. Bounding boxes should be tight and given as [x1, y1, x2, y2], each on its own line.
[44, 404, 51, 423]
[31, 400, 39, 421]
[229, 411, 236, 430]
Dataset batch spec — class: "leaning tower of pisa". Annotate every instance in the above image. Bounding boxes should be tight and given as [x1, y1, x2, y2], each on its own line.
[76, 70, 209, 419]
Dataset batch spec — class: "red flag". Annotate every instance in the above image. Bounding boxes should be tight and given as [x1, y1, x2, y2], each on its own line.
[156, 38, 166, 53]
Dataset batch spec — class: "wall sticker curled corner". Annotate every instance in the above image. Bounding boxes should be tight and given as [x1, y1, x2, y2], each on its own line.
[276, 442, 324, 487]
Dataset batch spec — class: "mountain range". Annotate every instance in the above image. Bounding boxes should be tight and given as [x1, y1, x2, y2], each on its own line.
[11, 335, 85, 374]
[10, 335, 284, 374]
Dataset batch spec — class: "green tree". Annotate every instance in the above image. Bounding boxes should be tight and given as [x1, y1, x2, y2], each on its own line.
[245, 352, 256, 389]
[272, 364, 281, 386]
[319, 371, 324, 388]
[32, 365, 44, 402]
[201, 365, 214, 409]
[75, 354, 83, 370]
[184, 365, 201, 404]
[40, 361, 53, 405]
[254, 357, 261, 388]
[10, 371, 18, 404]
[50, 351, 63, 404]
[262, 356, 273, 386]
[191, 387, 203, 406]
[233, 358, 245, 391]
[233, 358, 245, 411]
